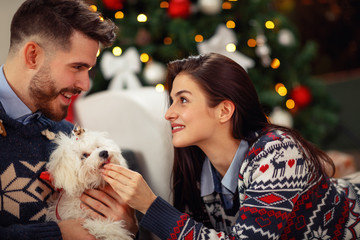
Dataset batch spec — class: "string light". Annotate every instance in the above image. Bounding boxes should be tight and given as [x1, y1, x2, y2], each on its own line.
[265, 20, 275, 29]
[164, 37, 172, 45]
[275, 83, 283, 92]
[222, 2, 232, 9]
[112, 47, 122, 56]
[160, 1, 169, 8]
[195, 34, 204, 43]
[99, 15, 104, 22]
[226, 43, 236, 52]
[278, 88, 287, 97]
[247, 38, 257, 47]
[140, 53, 150, 63]
[278, 86, 287, 96]
[275, 83, 286, 94]
[155, 84, 165, 92]
[137, 14, 147, 23]
[226, 20, 236, 29]
[286, 99, 295, 109]
[271, 58, 280, 69]
[115, 11, 124, 19]
[89, 5, 97, 12]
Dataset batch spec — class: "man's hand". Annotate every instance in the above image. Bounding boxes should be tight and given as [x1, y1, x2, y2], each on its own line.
[58, 219, 95, 240]
[80, 185, 139, 235]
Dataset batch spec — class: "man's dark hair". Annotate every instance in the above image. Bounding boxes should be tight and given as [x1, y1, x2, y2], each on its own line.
[10, 0, 116, 52]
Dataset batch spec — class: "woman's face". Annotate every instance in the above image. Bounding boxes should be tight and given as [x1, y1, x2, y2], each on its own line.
[165, 73, 219, 148]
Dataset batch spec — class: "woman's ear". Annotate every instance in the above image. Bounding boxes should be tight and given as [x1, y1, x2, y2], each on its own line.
[218, 100, 235, 123]
[23, 42, 43, 69]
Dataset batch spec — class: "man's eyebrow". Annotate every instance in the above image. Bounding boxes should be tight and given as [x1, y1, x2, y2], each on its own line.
[72, 62, 94, 69]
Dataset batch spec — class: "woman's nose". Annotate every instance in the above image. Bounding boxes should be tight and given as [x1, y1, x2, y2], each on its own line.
[165, 105, 177, 121]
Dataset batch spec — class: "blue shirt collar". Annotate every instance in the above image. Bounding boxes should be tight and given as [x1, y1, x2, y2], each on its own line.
[200, 140, 249, 197]
[0, 64, 42, 124]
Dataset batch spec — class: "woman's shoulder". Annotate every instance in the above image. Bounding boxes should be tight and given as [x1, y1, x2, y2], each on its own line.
[245, 129, 298, 160]
[239, 128, 308, 188]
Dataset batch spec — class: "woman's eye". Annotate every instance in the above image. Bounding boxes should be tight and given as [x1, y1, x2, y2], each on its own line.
[81, 153, 90, 160]
[180, 97, 187, 103]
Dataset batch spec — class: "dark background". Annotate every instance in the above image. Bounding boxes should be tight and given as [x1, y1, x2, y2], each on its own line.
[278, 0, 360, 75]
[276, 0, 360, 152]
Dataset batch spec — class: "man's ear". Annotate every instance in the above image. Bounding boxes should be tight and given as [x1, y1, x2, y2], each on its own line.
[218, 100, 235, 123]
[23, 42, 43, 69]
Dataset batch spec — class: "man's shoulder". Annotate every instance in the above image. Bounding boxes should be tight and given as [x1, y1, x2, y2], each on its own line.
[49, 119, 74, 134]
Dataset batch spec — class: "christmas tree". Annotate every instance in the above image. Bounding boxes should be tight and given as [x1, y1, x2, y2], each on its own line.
[85, 0, 339, 148]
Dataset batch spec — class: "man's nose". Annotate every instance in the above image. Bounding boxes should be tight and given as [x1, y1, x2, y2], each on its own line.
[75, 73, 90, 92]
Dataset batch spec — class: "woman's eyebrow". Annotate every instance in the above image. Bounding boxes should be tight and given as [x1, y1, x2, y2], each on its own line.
[174, 89, 192, 97]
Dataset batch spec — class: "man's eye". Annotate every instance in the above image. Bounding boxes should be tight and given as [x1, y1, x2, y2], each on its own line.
[81, 153, 90, 160]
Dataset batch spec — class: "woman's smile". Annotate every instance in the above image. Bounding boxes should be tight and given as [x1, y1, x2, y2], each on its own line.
[171, 123, 185, 133]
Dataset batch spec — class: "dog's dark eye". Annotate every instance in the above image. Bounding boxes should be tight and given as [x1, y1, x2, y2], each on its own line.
[81, 153, 90, 160]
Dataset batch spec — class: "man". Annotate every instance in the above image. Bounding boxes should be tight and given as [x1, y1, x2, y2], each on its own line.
[0, 0, 137, 239]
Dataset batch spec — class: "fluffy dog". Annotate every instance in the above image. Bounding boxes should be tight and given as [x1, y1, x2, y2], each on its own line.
[43, 128, 133, 240]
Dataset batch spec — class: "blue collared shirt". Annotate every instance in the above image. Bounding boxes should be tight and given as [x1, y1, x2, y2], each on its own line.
[200, 140, 249, 209]
[0, 65, 42, 124]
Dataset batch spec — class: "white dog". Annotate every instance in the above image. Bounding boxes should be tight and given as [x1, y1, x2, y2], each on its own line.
[43, 128, 133, 240]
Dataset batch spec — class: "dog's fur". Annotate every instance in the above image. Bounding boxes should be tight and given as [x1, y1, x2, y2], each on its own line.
[45, 129, 133, 240]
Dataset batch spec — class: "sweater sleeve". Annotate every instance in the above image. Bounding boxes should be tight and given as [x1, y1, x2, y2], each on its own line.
[140, 197, 228, 240]
[141, 133, 311, 240]
[0, 221, 62, 240]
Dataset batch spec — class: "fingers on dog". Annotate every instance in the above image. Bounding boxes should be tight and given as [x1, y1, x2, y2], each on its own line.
[104, 164, 133, 179]
[103, 185, 123, 203]
[102, 174, 124, 194]
[102, 168, 130, 186]
[86, 189, 117, 210]
[80, 192, 108, 219]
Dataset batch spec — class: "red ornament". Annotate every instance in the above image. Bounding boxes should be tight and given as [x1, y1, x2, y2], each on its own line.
[168, 0, 191, 19]
[290, 85, 312, 108]
[102, 0, 124, 10]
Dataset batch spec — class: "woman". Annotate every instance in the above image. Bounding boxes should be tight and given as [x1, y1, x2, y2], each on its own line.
[101, 53, 360, 239]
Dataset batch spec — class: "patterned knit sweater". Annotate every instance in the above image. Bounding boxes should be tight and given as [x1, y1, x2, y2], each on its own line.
[0, 105, 73, 239]
[140, 130, 360, 239]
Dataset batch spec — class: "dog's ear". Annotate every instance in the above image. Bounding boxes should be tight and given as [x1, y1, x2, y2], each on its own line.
[47, 152, 81, 196]
[47, 134, 82, 196]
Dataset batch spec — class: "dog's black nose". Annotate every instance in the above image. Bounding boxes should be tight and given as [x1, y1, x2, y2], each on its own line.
[99, 150, 109, 159]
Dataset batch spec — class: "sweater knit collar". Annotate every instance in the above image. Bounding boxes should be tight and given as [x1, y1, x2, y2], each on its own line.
[0, 102, 56, 138]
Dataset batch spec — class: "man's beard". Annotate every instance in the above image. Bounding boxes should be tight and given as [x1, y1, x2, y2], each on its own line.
[29, 65, 79, 122]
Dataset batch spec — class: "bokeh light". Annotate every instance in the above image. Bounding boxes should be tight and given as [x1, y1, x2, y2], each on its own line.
[112, 46, 122, 56]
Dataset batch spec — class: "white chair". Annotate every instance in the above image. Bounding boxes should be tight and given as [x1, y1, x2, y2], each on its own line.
[74, 87, 174, 204]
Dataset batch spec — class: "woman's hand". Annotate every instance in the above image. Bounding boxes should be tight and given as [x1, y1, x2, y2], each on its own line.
[80, 185, 139, 235]
[101, 164, 157, 214]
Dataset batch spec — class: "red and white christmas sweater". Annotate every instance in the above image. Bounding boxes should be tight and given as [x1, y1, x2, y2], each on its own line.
[140, 130, 360, 239]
